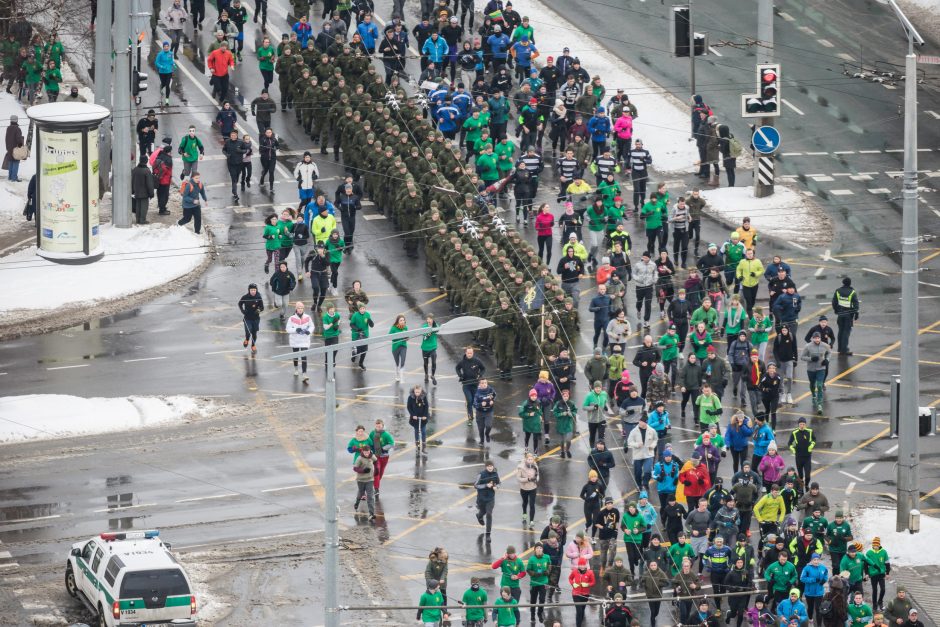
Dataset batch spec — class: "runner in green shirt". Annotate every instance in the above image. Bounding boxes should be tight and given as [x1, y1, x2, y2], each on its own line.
[420, 314, 439, 384]
[460, 578, 487, 624]
[492, 587, 519, 626]
[526, 544, 552, 623]
[417, 581, 445, 624]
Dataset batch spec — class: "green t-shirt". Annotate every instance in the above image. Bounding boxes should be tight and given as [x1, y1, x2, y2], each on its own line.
[349, 311, 372, 340]
[497, 557, 526, 588]
[494, 597, 518, 626]
[621, 510, 647, 544]
[257, 44, 277, 71]
[526, 554, 552, 586]
[462, 116, 484, 144]
[461, 588, 488, 622]
[418, 590, 444, 622]
[420, 322, 439, 351]
[668, 542, 696, 575]
[696, 394, 722, 426]
[722, 306, 749, 336]
[322, 312, 341, 339]
[494, 141, 516, 173]
[658, 333, 679, 362]
[749, 316, 773, 344]
[825, 520, 852, 552]
[641, 201, 663, 230]
[389, 325, 408, 351]
[326, 237, 343, 263]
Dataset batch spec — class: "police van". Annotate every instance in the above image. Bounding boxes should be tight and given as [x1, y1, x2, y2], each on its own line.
[65, 530, 197, 626]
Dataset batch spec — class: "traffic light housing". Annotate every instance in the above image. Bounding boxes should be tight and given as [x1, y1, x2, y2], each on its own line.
[133, 69, 148, 96]
[741, 63, 780, 118]
[670, 6, 708, 58]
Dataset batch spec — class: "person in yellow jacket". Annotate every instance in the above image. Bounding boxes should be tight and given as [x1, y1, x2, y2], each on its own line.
[675, 457, 694, 505]
[561, 235, 589, 263]
[754, 484, 785, 538]
[735, 248, 765, 316]
[310, 204, 337, 245]
[737, 217, 758, 250]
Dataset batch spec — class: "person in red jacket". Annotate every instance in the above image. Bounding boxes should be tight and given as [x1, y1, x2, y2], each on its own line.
[569, 557, 595, 627]
[206, 40, 235, 101]
[679, 452, 712, 502]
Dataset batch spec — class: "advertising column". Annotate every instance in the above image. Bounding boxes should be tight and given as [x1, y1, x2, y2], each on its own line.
[26, 102, 110, 262]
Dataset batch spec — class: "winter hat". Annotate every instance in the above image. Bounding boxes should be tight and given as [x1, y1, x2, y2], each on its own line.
[639, 491, 648, 499]
[577, 557, 589, 568]
[604, 496, 614, 504]
[843, 277, 852, 286]
[163, 41, 170, 47]
[910, 610, 918, 616]
[812, 331, 821, 338]
[9, 114, 16, 122]
[811, 553, 821, 560]
[663, 451, 673, 459]
[614, 593, 624, 601]
[693, 94, 704, 105]
[547, 55, 554, 62]
[819, 315, 828, 321]
[596, 106, 605, 113]
[798, 416, 807, 424]
[835, 510, 844, 518]
[620, 370, 631, 382]
[528, 389, 538, 398]
[428, 579, 439, 588]
[654, 363, 664, 375]
[872, 537, 881, 548]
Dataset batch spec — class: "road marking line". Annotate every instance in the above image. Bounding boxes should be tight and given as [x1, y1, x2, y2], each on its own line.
[92, 503, 158, 513]
[205, 349, 246, 355]
[46, 364, 89, 371]
[781, 152, 804, 156]
[816, 38, 834, 47]
[839, 470, 865, 482]
[0, 514, 61, 525]
[814, 267, 824, 276]
[362, 214, 387, 220]
[782, 99, 805, 115]
[261, 484, 309, 493]
[837, 53, 854, 61]
[885, 149, 904, 153]
[424, 462, 486, 473]
[886, 443, 899, 454]
[833, 151, 856, 155]
[778, 11, 795, 21]
[850, 174, 873, 181]
[798, 283, 810, 291]
[790, 242, 807, 250]
[176, 529, 322, 551]
[0, 373, 6, 376]
[868, 188, 892, 194]
[920, 484, 940, 501]
[806, 152, 829, 156]
[810, 175, 834, 181]
[862, 267, 889, 276]
[708, 46, 723, 56]
[123, 356, 168, 363]
[860, 462, 875, 474]
[830, 189, 853, 195]
[846, 482, 856, 495]
[798, 25, 816, 35]
[175, 493, 240, 503]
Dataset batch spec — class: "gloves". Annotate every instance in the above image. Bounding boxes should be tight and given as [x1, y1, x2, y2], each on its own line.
[295, 327, 305, 334]
[810, 356, 819, 362]
[698, 478, 705, 484]
[683, 480, 692, 487]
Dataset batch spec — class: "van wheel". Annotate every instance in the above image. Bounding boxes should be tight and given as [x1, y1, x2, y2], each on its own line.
[98, 604, 108, 627]
[65, 564, 78, 598]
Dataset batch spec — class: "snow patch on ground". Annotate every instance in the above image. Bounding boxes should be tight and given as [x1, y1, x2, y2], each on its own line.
[853, 507, 940, 567]
[526, 0, 700, 173]
[694, 185, 833, 246]
[0, 223, 209, 319]
[899, 0, 940, 43]
[0, 395, 215, 443]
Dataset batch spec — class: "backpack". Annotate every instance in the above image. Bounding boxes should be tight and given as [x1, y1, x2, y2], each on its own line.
[152, 158, 169, 182]
[818, 599, 834, 619]
[729, 136, 744, 158]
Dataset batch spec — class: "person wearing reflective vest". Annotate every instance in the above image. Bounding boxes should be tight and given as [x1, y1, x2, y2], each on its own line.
[831, 277, 860, 355]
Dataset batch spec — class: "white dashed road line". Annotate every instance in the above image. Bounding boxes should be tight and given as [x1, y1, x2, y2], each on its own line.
[46, 364, 89, 371]
[782, 99, 805, 115]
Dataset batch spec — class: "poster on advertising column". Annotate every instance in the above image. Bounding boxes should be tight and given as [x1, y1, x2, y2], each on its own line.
[38, 129, 99, 253]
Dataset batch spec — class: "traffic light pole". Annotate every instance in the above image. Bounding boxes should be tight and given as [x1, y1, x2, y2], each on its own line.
[754, 0, 774, 198]
[113, 3, 132, 228]
[689, 0, 696, 94]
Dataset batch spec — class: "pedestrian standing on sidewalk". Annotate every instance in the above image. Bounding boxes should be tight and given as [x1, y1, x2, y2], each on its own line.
[151, 142, 173, 216]
[131, 157, 155, 224]
[516, 451, 539, 527]
[368, 419, 394, 495]
[286, 301, 313, 382]
[475, 460, 500, 538]
[352, 446, 376, 521]
[832, 277, 860, 355]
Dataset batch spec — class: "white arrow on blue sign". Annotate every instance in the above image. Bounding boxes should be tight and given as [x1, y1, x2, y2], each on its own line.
[752, 126, 781, 154]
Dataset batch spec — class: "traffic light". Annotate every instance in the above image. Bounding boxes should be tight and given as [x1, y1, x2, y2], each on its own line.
[133, 69, 148, 96]
[670, 6, 708, 58]
[741, 63, 780, 118]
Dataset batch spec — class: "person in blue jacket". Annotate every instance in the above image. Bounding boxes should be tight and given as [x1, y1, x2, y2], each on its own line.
[155, 42, 176, 106]
[357, 14, 379, 54]
[798, 554, 829, 622]
[292, 15, 312, 48]
[764, 255, 792, 281]
[510, 36, 537, 83]
[750, 414, 775, 471]
[422, 30, 449, 65]
[651, 451, 680, 507]
[587, 106, 612, 158]
[486, 24, 511, 71]
[435, 97, 460, 139]
[772, 285, 803, 336]
[775, 588, 808, 626]
[646, 400, 671, 458]
[724, 411, 754, 474]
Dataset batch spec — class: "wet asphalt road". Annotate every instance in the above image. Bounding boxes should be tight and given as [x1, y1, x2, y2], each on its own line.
[1, 0, 940, 625]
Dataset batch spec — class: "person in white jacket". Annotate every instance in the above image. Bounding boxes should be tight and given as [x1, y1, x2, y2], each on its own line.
[516, 452, 540, 528]
[286, 301, 314, 381]
[161, 0, 189, 57]
[626, 417, 658, 492]
[605, 310, 632, 354]
[293, 151, 320, 210]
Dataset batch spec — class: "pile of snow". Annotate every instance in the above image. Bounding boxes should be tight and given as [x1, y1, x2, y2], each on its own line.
[694, 185, 833, 246]
[0, 92, 37, 234]
[525, 1, 700, 173]
[0, 395, 214, 443]
[899, 0, 940, 43]
[0, 223, 208, 319]
[853, 507, 940, 567]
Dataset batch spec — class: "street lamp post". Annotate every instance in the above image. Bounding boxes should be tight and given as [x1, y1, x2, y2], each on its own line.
[270, 315, 494, 626]
[880, 0, 924, 533]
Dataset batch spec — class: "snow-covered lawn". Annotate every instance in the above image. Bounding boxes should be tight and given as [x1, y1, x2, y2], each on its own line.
[693, 185, 833, 246]
[0, 395, 214, 443]
[0, 223, 209, 321]
[526, 0, 700, 174]
[853, 506, 940, 567]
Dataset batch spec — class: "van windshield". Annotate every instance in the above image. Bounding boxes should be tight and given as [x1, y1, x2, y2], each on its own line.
[119, 569, 190, 598]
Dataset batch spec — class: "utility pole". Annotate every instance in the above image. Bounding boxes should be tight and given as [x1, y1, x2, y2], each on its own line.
[754, 0, 775, 197]
[112, 3, 132, 228]
[93, 0, 112, 194]
[689, 0, 696, 94]
[883, 0, 924, 532]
